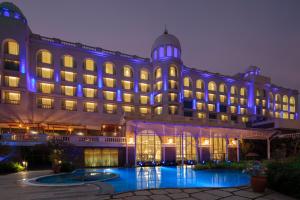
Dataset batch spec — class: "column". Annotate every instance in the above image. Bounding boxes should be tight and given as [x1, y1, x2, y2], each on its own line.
[163, 125, 166, 162]
[195, 134, 199, 163]
[134, 126, 137, 166]
[125, 124, 128, 166]
[181, 130, 184, 166]
[225, 136, 229, 161]
[237, 139, 240, 162]
[267, 138, 271, 160]
[199, 129, 202, 162]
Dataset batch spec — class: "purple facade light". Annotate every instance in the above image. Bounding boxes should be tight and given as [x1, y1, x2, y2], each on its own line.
[77, 84, 82, 97]
[117, 89, 122, 102]
[159, 47, 164, 58]
[167, 46, 172, 57]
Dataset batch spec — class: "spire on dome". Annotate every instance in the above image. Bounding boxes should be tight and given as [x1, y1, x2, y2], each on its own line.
[164, 24, 168, 34]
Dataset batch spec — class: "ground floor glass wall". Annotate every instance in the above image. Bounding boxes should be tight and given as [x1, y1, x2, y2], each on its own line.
[210, 138, 226, 160]
[84, 148, 118, 167]
[176, 132, 197, 161]
[136, 130, 161, 162]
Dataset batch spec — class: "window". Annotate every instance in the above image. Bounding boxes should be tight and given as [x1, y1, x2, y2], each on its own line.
[230, 86, 237, 95]
[39, 83, 54, 94]
[168, 93, 178, 102]
[140, 95, 149, 104]
[139, 107, 150, 115]
[290, 97, 295, 105]
[155, 67, 162, 79]
[103, 91, 116, 101]
[240, 108, 247, 115]
[62, 55, 74, 68]
[37, 68, 53, 79]
[61, 85, 76, 96]
[242, 117, 249, 123]
[196, 102, 205, 111]
[123, 93, 133, 103]
[104, 104, 117, 114]
[196, 79, 204, 89]
[230, 106, 237, 113]
[256, 89, 260, 97]
[103, 78, 116, 88]
[275, 94, 281, 103]
[61, 71, 76, 82]
[6, 40, 19, 55]
[139, 83, 150, 92]
[159, 47, 164, 57]
[169, 65, 177, 77]
[208, 104, 215, 112]
[282, 95, 288, 104]
[38, 50, 52, 64]
[230, 97, 237, 104]
[123, 105, 134, 113]
[104, 62, 115, 75]
[197, 112, 206, 119]
[240, 87, 247, 96]
[167, 46, 172, 57]
[121, 80, 133, 90]
[62, 100, 77, 111]
[4, 59, 20, 71]
[219, 83, 226, 93]
[169, 80, 178, 89]
[2, 91, 20, 104]
[208, 94, 216, 102]
[219, 95, 226, 103]
[84, 58, 95, 71]
[184, 90, 192, 98]
[183, 77, 191, 87]
[155, 81, 163, 91]
[140, 69, 149, 80]
[208, 81, 216, 91]
[83, 75, 96, 85]
[154, 106, 163, 115]
[84, 102, 97, 112]
[168, 105, 178, 115]
[4, 76, 19, 87]
[155, 93, 162, 103]
[221, 115, 228, 121]
[123, 65, 133, 77]
[83, 88, 97, 98]
[240, 98, 247, 105]
[196, 92, 204, 100]
[37, 97, 53, 109]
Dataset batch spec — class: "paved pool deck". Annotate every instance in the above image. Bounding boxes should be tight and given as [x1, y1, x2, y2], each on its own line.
[0, 170, 296, 200]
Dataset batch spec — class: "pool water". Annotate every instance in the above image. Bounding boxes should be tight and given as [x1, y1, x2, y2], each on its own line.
[91, 166, 250, 193]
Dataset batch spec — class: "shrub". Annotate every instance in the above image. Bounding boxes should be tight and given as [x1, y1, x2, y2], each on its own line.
[0, 162, 24, 174]
[60, 162, 75, 172]
[194, 161, 248, 170]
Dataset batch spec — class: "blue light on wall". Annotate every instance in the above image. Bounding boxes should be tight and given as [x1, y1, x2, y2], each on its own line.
[77, 84, 82, 97]
[20, 63, 26, 74]
[134, 81, 139, 93]
[174, 48, 178, 58]
[179, 92, 182, 103]
[238, 105, 241, 114]
[150, 93, 154, 105]
[193, 99, 196, 110]
[98, 78, 103, 88]
[3, 10, 9, 17]
[217, 102, 220, 112]
[55, 73, 59, 83]
[117, 89, 122, 102]
[14, 13, 20, 19]
[167, 46, 172, 57]
[254, 105, 257, 114]
[30, 78, 36, 92]
[159, 47, 164, 58]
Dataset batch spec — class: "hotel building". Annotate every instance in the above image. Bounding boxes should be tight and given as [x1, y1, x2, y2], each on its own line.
[0, 2, 299, 167]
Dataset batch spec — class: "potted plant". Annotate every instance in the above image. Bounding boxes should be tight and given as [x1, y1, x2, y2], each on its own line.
[244, 161, 267, 193]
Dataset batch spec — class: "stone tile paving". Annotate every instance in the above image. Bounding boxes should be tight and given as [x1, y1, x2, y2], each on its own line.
[0, 170, 297, 200]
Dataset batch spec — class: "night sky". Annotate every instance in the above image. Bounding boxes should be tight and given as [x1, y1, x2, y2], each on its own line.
[4, 0, 300, 110]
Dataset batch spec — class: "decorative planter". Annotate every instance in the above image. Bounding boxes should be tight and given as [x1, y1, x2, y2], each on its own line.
[251, 176, 267, 193]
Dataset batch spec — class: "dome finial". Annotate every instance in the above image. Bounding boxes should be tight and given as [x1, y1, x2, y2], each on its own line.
[164, 24, 168, 34]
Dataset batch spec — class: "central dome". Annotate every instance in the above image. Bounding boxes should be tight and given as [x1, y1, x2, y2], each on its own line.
[151, 30, 181, 53]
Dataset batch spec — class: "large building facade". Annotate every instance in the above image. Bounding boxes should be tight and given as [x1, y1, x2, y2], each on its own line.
[0, 2, 299, 167]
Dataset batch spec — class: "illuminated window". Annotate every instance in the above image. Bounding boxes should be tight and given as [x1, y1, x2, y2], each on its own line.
[61, 85, 76, 96]
[208, 81, 216, 91]
[4, 76, 19, 87]
[155, 93, 162, 103]
[275, 103, 281, 110]
[167, 46, 172, 56]
[84, 58, 95, 71]
[240, 87, 247, 96]
[159, 47, 164, 57]
[262, 109, 266, 116]
[208, 104, 215, 112]
[37, 97, 53, 109]
[121, 80, 133, 90]
[104, 62, 115, 75]
[61, 71, 76, 82]
[230, 86, 237, 95]
[140, 95, 149, 104]
[155, 67, 162, 79]
[155, 81, 163, 91]
[196, 92, 204, 100]
[283, 112, 289, 119]
[196, 79, 204, 90]
[240, 107, 247, 115]
[168, 80, 178, 89]
[290, 114, 295, 120]
[62, 100, 77, 111]
[3, 91, 20, 104]
[240, 98, 247, 105]
[221, 115, 228, 121]
[201, 138, 210, 146]
[219, 83, 226, 93]
[103, 91, 116, 101]
[282, 95, 288, 104]
[104, 104, 117, 114]
[208, 93, 216, 102]
[256, 89, 260, 97]
[197, 112, 206, 119]
[290, 106, 295, 113]
[290, 96, 296, 113]
[183, 77, 191, 87]
[123, 65, 133, 77]
[84, 102, 97, 112]
[139, 83, 150, 92]
[256, 98, 260, 105]
[83, 74, 97, 85]
[39, 50, 52, 64]
[242, 117, 248, 123]
[196, 102, 205, 111]
[230, 97, 237, 104]
[230, 106, 237, 113]
[103, 78, 116, 88]
[168, 105, 178, 115]
[169, 65, 177, 77]
[262, 99, 266, 107]
[275, 112, 280, 118]
[154, 106, 163, 115]
[290, 96, 295, 105]
[63, 55, 74, 68]
[37, 68, 53, 79]
[123, 93, 133, 103]
[139, 107, 150, 115]
[168, 93, 178, 102]
[219, 95, 226, 103]
[83, 88, 97, 98]
[183, 90, 192, 98]
[140, 69, 149, 80]
[123, 105, 134, 113]
[6, 40, 19, 55]
[39, 83, 54, 94]
[275, 94, 281, 103]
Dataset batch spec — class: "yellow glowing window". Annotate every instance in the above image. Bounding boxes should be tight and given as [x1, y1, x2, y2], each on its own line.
[240, 88, 246, 96]
[104, 104, 117, 114]
[123, 106, 134, 113]
[155, 81, 163, 90]
[103, 91, 116, 101]
[240, 108, 247, 115]
[139, 107, 149, 114]
[84, 102, 97, 112]
[221, 115, 228, 121]
[290, 106, 295, 113]
[290, 97, 295, 105]
[169, 65, 177, 77]
[62, 71, 76, 82]
[255, 98, 260, 105]
[155, 93, 162, 103]
[39, 83, 54, 94]
[283, 112, 289, 119]
[140, 69, 149, 80]
[83, 75, 96, 85]
[155, 106, 163, 115]
[183, 77, 191, 87]
[184, 90, 192, 98]
[122, 80, 133, 90]
[139, 83, 150, 92]
[230, 86, 237, 95]
[62, 86, 76, 96]
[63, 55, 74, 68]
[140, 95, 149, 104]
[275, 112, 280, 118]
[197, 102, 204, 111]
[242, 117, 249, 123]
[208, 104, 215, 112]
[168, 80, 178, 89]
[197, 112, 206, 119]
[196, 92, 204, 100]
[7, 41, 19, 55]
[5, 76, 19, 87]
[41, 51, 52, 64]
[269, 111, 274, 117]
[201, 138, 210, 146]
[85, 59, 95, 71]
[39, 98, 53, 109]
[123, 93, 133, 103]
[283, 95, 288, 104]
[208, 81, 216, 91]
[38, 68, 53, 79]
[282, 104, 288, 111]
[240, 98, 247, 105]
[63, 100, 76, 111]
[230, 106, 237, 113]
[262, 109, 266, 116]
[104, 62, 115, 75]
[83, 88, 96, 98]
[275, 104, 281, 110]
[219, 95, 226, 103]
[230, 97, 237, 104]
[196, 80, 204, 89]
[168, 93, 177, 102]
[290, 114, 295, 120]
[208, 93, 216, 102]
[275, 94, 281, 102]
[123, 66, 132, 77]
[103, 78, 116, 88]
[168, 105, 178, 114]
[155, 67, 162, 79]
[219, 84, 226, 93]
[3, 91, 20, 104]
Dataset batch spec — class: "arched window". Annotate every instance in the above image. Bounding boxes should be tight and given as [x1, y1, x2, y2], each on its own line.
[37, 50, 52, 64]
[230, 86, 237, 95]
[155, 67, 162, 79]
[256, 89, 260, 97]
[3, 39, 19, 56]
[123, 65, 133, 78]
[62, 55, 74, 68]
[140, 69, 149, 80]
[208, 81, 217, 91]
[84, 58, 96, 71]
[219, 83, 226, 93]
[290, 97, 295, 105]
[183, 77, 192, 87]
[275, 94, 281, 103]
[240, 87, 247, 96]
[169, 65, 177, 77]
[104, 62, 115, 75]
[196, 79, 204, 90]
[282, 95, 288, 104]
